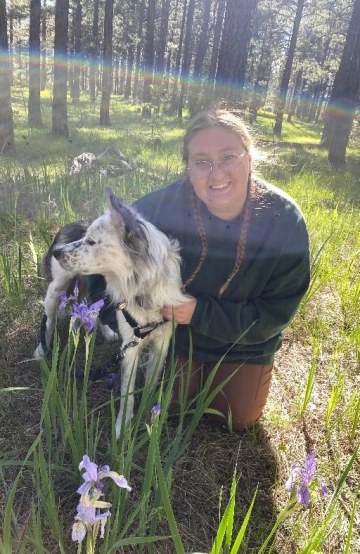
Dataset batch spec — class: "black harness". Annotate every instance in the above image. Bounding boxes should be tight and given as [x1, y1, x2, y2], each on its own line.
[39, 301, 165, 383]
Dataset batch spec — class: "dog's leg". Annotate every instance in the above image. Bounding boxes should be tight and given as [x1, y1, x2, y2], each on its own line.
[115, 345, 141, 438]
[33, 262, 75, 358]
[115, 311, 140, 438]
[99, 323, 119, 342]
[144, 323, 173, 389]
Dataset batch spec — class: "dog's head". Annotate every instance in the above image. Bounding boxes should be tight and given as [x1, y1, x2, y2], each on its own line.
[53, 188, 149, 278]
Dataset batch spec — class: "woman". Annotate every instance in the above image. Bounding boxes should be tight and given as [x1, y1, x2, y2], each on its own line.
[91, 108, 310, 431]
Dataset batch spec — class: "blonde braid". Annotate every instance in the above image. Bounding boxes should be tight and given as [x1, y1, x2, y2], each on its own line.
[182, 184, 208, 291]
[218, 174, 254, 297]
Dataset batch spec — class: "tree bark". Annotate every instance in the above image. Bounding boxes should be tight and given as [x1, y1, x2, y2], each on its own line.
[41, 0, 47, 90]
[133, 0, 145, 101]
[321, 0, 360, 165]
[0, 0, 15, 153]
[216, 0, 258, 98]
[156, 0, 171, 76]
[28, 0, 43, 128]
[178, 0, 195, 120]
[71, 0, 82, 102]
[89, 0, 100, 102]
[143, 0, 156, 105]
[208, 0, 226, 84]
[273, 0, 305, 136]
[124, 46, 134, 99]
[99, 0, 114, 126]
[52, 0, 69, 137]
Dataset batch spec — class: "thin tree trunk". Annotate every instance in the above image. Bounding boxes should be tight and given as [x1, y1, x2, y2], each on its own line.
[124, 46, 134, 100]
[273, 0, 305, 136]
[208, 0, 226, 84]
[322, 0, 360, 165]
[41, 0, 47, 90]
[99, 0, 114, 126]
[0, 0, 15, 153]
[89, 0, 100, 102]
[143, 0, 156, 106]
[133, 0, 145, 101]
[72, 0, 82, 101]
[170, 0, 187, 110]
[52, 0, 69, 137]
[178, 0, 195, 120]
[28, 0, 43, 128]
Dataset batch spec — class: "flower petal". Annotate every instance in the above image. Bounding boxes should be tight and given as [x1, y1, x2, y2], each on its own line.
[296, 485, 311, 506]
[72, 521, 87, 543]
[79, 455, 99, 482]
[304, 452, 317, 478]
[106, 471, 132, 491]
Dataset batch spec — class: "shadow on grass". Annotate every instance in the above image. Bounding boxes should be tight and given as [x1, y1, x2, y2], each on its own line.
[167, 417, 278, 553]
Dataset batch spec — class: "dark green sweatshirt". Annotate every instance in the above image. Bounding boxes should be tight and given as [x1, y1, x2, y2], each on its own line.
[89, 177, 310, 364]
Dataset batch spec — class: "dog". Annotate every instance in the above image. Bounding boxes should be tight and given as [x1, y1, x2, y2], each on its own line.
[33, 220, 118, 360]
[34, 188, 190, 437]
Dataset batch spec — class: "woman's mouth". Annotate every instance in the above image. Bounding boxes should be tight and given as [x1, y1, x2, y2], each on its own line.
[210, 182, 231, 190]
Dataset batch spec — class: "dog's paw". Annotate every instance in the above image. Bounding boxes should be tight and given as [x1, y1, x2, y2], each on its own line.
[33, 343, 45, 359]
[100, 323, 119, 342]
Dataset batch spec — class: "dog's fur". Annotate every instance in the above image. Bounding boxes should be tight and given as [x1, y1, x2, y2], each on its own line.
[34, 188, 190, 437]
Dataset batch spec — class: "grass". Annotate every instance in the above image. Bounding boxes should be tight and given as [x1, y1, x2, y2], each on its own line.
[0, 96, 360, 553]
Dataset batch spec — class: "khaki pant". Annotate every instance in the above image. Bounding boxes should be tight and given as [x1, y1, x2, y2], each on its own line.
[170, 357, 273, 431]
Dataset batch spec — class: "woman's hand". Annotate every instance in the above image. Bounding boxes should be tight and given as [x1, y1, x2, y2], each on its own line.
[161, 297, 197, 324]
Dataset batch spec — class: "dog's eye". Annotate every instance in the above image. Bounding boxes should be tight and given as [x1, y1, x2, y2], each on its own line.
[86, 238, 96, 246]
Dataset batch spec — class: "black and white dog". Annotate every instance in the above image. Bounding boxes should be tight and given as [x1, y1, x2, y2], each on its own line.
[34, 188, 190, 437]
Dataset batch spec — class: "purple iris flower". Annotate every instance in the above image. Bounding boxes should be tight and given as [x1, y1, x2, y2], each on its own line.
[70, 298, 105, 333]
[58, 281, 79, 310]
[151, 403, 161, 422]
[77, 455, 131, 507]
[286, 452, 328, 507]
[72, 502, 110, 543]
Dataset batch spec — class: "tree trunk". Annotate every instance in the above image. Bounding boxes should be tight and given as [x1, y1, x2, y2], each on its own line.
[170, 0, 187, 110]
[133, 0, 145, 101]
[28, 0, 43, 128]
[124, 46, 134, 100]
[208, 0, 226, 84]
[216, 0, 258, 99]
[71, 0, 82, 101]
[99, 0, 114, 126]
[178, 0, 195, 120]
[41, 0, 47, 90]
[89, 0, 100, 102]
[52, 0, 69, 137]
[156, 0, 171, 76]
[287, 68, 302, 123]
[143, 0, 156, 105]
[273, 0, 305, 136]
[322, 0, 360, 165]
[0, 0, 15, 153]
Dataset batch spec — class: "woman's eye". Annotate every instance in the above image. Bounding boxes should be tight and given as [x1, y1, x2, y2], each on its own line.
[86, 238, 96, 246]
[222, 153, 236, 162]
[194, 160, 210, 167]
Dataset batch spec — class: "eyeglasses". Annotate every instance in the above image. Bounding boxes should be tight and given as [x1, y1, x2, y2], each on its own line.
[187, 151, 246, 179]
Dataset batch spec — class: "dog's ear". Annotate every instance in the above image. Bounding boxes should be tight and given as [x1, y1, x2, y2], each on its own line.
[106, 188, 127, 230]
[105, 188, 148, 250]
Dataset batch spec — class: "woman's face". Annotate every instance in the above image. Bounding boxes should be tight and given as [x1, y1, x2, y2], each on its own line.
[186, 126, 251, 220]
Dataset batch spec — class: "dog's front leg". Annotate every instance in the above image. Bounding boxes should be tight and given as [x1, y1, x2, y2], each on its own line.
[145, 323, 173, 388]
[33, 270, 73, 358]
[115, 345, 140, 438]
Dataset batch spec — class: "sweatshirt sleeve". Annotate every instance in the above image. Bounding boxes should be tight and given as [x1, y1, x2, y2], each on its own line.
[189, 220, 310, 345]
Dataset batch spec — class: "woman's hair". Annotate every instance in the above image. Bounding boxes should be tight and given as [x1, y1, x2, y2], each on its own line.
[182, 108, 256, 298]
[182, 108, 254, 164]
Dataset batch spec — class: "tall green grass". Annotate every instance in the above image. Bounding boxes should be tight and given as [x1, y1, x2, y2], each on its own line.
[1, 101, 360, 552]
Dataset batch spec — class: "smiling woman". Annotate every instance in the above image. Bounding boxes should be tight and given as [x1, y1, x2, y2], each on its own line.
[89, 108, 310, 432]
